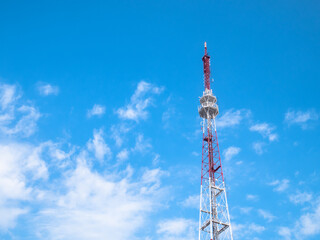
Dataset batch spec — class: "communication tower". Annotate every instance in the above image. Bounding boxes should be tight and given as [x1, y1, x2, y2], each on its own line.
[198, 42, 234, 240]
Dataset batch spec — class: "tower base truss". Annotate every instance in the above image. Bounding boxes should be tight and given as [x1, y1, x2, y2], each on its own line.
[198, 119, 233, 240]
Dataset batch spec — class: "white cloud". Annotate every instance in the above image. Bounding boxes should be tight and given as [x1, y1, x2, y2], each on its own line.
[295, 200, 320, 237]
[47, 142, 75, 160]
[0, 127, 166, 239]
[239, 207, 252, 214]
[232, 222, 265, 239]
[87, 129, 112, 161]
[116, 149, 129, 162]
[250, 123, 278, 142]
[37, 83, 59, 96]
[87, 104, 106, 118]
[152, 153, 160, 165]
[0, 83, 40, 137]
[223, 146, 241, 161]
[246, 194, 259, 201]
[285, 109, 318, 129]
[252, 142, 265, 155]
[184, 129, 202, 142]
[162, 107, 175, 129]
[132, 134, 152, 154]
[35, 159, 165, 240]
[0, 105, 41, 137]
[269, 179, 290, 192]
[0, 81, 171, 239]
[289, 192, 313, 205]
[0, 207, 28, 231]
[258, 209, 275, 222]
[181, 194, 199, 209]
[0, 143, 48, 230]
[216, 109, 251, 128]
[110, 123, 131, 147]
[192, 151, 200, 157]
[278, 226, 292, 240]
[278, 199, 320, 239]
[249, 223, 266, 233]
[141, 168, 165, 187]
[116, 81, 164, 121]
[0, 84, 19, 109]
[157, 218, 197, 240]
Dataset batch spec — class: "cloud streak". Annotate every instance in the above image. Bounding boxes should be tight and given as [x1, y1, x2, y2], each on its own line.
[87, 104, 106, 118]
[250, 123, 278, 142]
[157, 218, 197, 240]
[34, 158, 166, 240]
[216, 109, 251, 128]
[116, 81, 164, 122]
[269, 179, 290, 192]
[0, 83, 40, 137]
[285, 109, 318, 129]
[37, 83, 59, 96]
[87, 128, 112, 161]
[223, 146, 241, 161]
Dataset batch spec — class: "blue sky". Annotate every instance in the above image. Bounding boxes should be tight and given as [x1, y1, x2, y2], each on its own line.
[0, 0, 319, 239]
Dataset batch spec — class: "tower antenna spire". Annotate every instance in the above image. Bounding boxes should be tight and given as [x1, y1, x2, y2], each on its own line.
[202, 42, 211, 90]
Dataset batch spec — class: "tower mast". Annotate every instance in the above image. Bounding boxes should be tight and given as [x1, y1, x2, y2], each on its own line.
[198, 42, 233, 240]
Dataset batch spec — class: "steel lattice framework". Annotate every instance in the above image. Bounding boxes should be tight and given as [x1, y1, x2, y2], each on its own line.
[198, 43, 233, 240]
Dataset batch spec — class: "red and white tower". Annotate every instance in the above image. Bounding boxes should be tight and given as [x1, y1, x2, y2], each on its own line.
[198, 42, 233, 240]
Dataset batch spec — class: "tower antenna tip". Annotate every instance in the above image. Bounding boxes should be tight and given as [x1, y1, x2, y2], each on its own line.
[204, 42, 207, 48]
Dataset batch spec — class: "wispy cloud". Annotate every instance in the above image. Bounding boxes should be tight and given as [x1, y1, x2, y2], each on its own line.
[87, 104, 106, 118]
[192, 151, 200, 157]
[278, 199, 320, 239]
[246, 194, 259, 201]
[37, 83, 59, 96]
[269, 179, 290, 192]
[110, 123, 131, 147]
[157, 218, 197, 240]
[0, 143, 48, 230]
[239, 207, 253, 214]
[250, 123, 278, 142]
[252, 141, 265, 155]
[0, 105, 41, 137]
[0, 111, 167, 239]
[0, 83, 19, 109]
[35, 159, 166, 240]
[87, 128, 112, 161]
[116, 81, 164, 121]
[141, 168, 166, 188]
[233, 222, 266, 239]
[285, 109, 318, 129]
[181, 195, 199, 209]
[162, 107, 175, 129]
[289, 191, 312, 204]
[216, 109, 251, 128]
[278, 226, 292, 240]
[258, 209, 275, 222]
[116, 148, 129, 162]
[0, 84, 40, 137]
[299, 206, 320, 236]
[152, 153, 160, 166]
[223, 146, 241, 161]
[132, 133, 152, 154]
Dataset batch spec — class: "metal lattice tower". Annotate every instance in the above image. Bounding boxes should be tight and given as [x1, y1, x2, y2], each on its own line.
[198, 42, 233, 240]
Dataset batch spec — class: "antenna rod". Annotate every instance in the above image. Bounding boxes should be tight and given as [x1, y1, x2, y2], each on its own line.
[202, 42, 211, 90]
